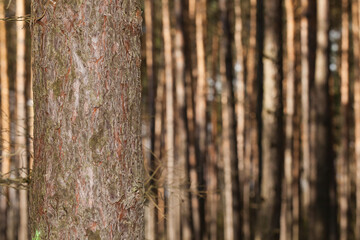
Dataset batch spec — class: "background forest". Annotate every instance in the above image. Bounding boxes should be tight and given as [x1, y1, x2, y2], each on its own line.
[0, 0, 359, 239]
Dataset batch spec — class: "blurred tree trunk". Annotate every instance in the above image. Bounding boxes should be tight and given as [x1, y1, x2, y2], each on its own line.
[353, 0, 360, 238]
[339, 0, 350, 239]
[310, 0, 334, 239]
[30, 1, 144, 238]
[256, 0, 283, 239]
[154, 67, 166, 240]
[281, 0, 295, 239]
[162, 0, 180, 238]
[181, 1, 201, 238]
[144, 0, 156, 239]
[244, 0, 259, 238]
[173, 0, 192, 239]
[16, 0, 28, 239]
[206, 23, 219, 240]
[234, 1, 245, 238]
[219, 0, 240, 239]
[300, 0, 310, 237]
[0, 0, 10, 239]
[195, 0, 207, 237]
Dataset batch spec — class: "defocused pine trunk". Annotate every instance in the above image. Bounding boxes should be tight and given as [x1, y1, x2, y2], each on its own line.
[281, 0, 295, 239]
[16, 0, 28, 239]
[339, 0, 350, 238]
[219, 0, 240, 239]
[195, 0, 207, 236]
[162, 0, 181, 238]
[234, 1, 245, 238]
[0, 1, 10, 239]
[310, 0, 334, 239]
[256, 0, 283, 239]
[173, 0, 192, 239]
[353, 0, 360, 238]
[300, 0, 310, 237]
[30, 1, 144, 238]
[244, 0, 259, 238]
[207, 33, 219, 239]
[144, 0, 156, 239]
[182, 0, 201, 237]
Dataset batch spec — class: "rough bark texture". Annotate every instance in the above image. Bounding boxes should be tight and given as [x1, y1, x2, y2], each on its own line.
[256, 0, 283, 239]
[30, 1, 144, 239]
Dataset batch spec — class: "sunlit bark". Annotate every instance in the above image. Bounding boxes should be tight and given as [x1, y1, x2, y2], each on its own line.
[219, 0, 240, 239]
[256, 0, 283, 239]
[0, 1, 10, 238]
[16, 0, 28, 239]
[162, 0, 181, 238]
[353, 0, 360, 238]
[30, 1, 144, 238]
[234, 1, 245, 238]
[144, 0, 156, 238]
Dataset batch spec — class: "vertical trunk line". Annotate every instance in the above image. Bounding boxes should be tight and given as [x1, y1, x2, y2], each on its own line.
[16, 0, 28, 239]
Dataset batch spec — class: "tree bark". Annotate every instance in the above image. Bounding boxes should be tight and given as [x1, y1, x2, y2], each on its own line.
[234, 1, 245, 238]
[162, 0, 181, 238]
[144, 0, 156, 239]
[0, 1, 10, 238]
[16, 0, 28, 239]
[300, 0, 310, 237]
[353, 0, 360, 238]
[244, 0, 258, 238]
[173, 0, 192, 239]
[30, 1, 144, 239]
[255, 0, 283, 239]
[281, 0, 295, 239]
[339, 0, 350, 238]
[310, 0, 333, 239]
[219, 0, 240, 239]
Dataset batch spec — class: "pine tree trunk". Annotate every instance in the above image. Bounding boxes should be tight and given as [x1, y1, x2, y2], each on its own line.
[281, 0, 295, 239]
[234, 1, 245, 238]
[144, 0, 156, 239]
[16, 0, 28, 239]
[339, 0, 350, 238]
[300, 0, 310, 237]
[219, 0, 240, 239]
[173, 0, 192, 239]
[30, 1, 144, 238]
[162, 0, 181, 238]
[310, 0, 333, 238]
[195, 1, 207, 236]
[0, 1, 10, 238]
[256, 0, 283, 239]
[353, 0, 360, 238]
[244, 0, 258, 238]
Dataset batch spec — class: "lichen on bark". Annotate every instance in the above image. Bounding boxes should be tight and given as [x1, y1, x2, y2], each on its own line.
[30, 0, 144, 239]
